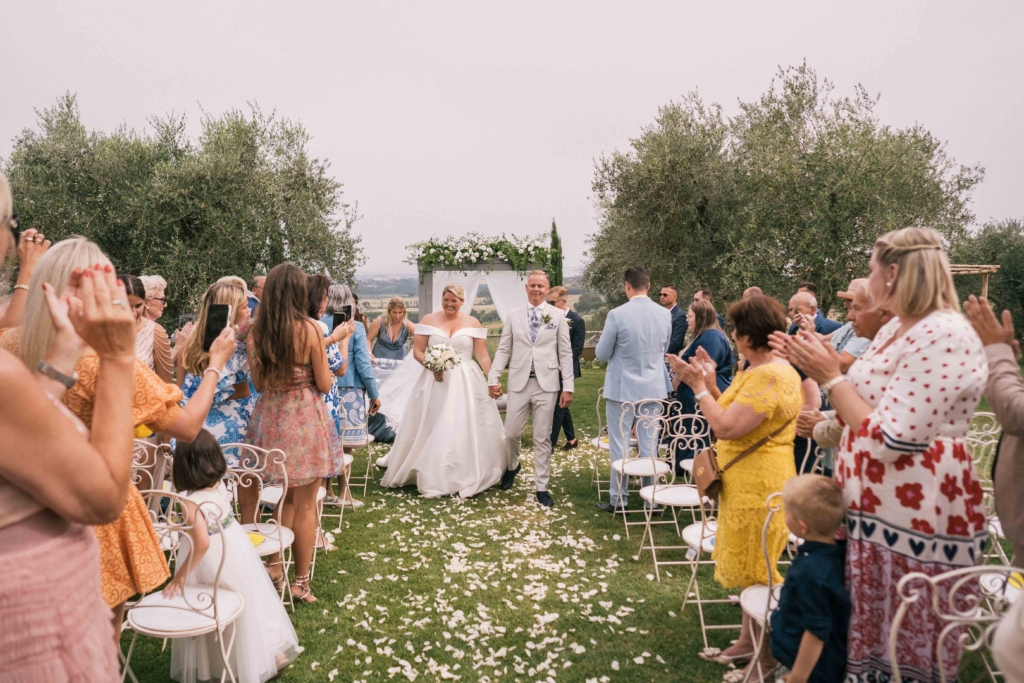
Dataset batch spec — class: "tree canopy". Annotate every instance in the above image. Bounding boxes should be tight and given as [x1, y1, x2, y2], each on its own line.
[3, 94, 362, 322]
[952, 218, 1024, 332]
[584, 63, 983, 315]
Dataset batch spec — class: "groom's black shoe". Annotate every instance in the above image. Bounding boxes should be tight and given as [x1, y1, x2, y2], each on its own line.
[595, 501, 627, 514]
[536, 491, 554, 508]
[500, 463, 521, 491]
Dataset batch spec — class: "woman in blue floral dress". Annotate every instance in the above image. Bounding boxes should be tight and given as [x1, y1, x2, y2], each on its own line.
[178, 282, 255, 460]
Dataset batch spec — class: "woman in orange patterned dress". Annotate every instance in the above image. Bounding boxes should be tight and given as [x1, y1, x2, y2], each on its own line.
[0, 237, 237, 648]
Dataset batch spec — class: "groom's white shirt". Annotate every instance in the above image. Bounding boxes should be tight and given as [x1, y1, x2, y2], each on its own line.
[488, 302, 574, 394]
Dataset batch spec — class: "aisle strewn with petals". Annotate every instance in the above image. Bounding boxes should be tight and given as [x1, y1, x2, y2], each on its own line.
[125, 370, 742, 683]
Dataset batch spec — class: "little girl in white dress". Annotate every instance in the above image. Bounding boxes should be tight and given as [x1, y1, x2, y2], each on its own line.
[165, 430, 301, 683]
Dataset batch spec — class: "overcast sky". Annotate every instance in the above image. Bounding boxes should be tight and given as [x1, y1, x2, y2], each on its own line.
[3, 2, 1022, 276]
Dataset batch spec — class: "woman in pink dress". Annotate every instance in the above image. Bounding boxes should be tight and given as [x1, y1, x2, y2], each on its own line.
[777, 227, 988, 682]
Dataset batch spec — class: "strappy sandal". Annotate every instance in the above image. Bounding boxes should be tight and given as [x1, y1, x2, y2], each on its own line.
[266, 560, 287, 591]
[291, 574, 317, 604]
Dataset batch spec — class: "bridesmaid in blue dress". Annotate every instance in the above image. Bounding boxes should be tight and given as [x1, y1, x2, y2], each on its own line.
[367, 297, 415, 361]
[178, 282, 255, 462]
[667, 299, 734, 475]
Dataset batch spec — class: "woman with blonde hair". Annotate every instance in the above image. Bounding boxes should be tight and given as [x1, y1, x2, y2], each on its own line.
[774, 227, 989, 683]
[178, 281, 254, 450]
[379, 282, 507, 497]
[0, 236, 237, 650]
[0, 174, 137, 681]
[368, 296, 414, 361]
[139, 274, 168, 322]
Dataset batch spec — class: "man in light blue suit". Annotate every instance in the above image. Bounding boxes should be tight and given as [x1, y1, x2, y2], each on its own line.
[595, 267, 672, 513]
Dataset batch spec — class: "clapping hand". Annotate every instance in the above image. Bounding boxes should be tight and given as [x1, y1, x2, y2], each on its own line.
[670, 355, 707, 392]
[694, 346, 718, 378]
[16, 228, 51, 273]
[66, 265, 136, 361]
[797, 409, 827, 439]
[965, 295, 1019, 356]
[769, 330, 841, 384]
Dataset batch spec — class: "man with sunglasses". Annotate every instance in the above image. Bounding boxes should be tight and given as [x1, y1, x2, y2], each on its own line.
[659, 284, 687, 355]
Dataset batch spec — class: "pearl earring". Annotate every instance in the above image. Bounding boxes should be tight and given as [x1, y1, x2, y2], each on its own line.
[886, 282, 892, 287]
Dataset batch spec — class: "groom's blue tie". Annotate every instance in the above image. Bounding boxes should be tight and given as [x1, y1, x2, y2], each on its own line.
[529, 307, 540, 343]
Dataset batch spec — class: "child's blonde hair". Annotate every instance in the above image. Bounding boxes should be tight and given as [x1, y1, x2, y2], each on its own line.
[783, 474, 845, 537]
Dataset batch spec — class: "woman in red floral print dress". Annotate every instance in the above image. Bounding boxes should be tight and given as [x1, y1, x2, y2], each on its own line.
[775, 227, 988, 682]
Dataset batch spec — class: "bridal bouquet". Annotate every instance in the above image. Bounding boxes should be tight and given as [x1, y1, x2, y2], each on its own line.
[423, 342, 461, 381]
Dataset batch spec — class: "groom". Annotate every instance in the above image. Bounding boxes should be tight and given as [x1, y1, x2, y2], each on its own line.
[488, 270, 574, 507]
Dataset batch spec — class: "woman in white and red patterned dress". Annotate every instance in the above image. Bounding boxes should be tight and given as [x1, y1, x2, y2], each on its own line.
[776, 227, 988, 682]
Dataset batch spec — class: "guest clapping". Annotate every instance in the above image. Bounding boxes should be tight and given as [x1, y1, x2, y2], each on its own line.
[966, 297, 1024, 682]
[771, 227, 988, 682]
[0, 173, 136, 680]
[679, 295, 801, 679]
[0, 217, 50, 330]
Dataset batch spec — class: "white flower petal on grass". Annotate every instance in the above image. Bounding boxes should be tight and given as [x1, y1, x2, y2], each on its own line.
[611, 660, 620, 670]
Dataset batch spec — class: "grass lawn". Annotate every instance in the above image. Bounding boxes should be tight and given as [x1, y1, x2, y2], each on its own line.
[124, 365, 747, 683]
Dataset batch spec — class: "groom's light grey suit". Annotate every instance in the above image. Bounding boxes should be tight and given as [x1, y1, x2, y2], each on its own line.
[488, 302, 574, 492]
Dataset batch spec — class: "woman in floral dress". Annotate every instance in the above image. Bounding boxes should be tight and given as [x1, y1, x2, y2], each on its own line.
[178, 282, 255, 454]
[778, 227, 988, 682]
[246, 263, 344, 603]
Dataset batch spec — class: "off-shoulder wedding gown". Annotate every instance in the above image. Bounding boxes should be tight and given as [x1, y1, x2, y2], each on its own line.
[378, 324, 507, 498]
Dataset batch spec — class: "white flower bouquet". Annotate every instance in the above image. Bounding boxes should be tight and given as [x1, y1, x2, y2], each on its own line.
[423, 342, 461, 381]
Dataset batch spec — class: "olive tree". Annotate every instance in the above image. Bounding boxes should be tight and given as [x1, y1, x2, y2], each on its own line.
[585, 64, 983, 316]
[4, 93, 362, 322]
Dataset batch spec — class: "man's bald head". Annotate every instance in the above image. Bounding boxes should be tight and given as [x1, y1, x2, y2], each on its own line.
[789, 292, 818, 317]
[743, 286, 764, 300]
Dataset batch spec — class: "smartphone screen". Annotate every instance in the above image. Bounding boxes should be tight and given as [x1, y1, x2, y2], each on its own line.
[202, 304, 231, 352]
[332, 305, 354, 330]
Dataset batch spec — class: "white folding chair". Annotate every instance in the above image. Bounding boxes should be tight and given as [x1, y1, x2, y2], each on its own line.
[339, 401, 376, 499]
[132, 439, 172, 512]
[607, 399, 672, 538]
[889, 565, 1022, 683]
[221, 444, 295, 611]
[636, 412, 708, 579]
[590, 388, 610, 499]
[122, 491, 244, 683]
[740, 492, 786, 683]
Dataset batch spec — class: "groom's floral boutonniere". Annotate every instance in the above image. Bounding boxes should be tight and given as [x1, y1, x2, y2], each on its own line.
[541, 313, 553, 325]
[565, 317, 573, 328]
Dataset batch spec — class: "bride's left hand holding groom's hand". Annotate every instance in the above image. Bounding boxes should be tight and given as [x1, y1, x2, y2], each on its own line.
[488, 384, 503, 399]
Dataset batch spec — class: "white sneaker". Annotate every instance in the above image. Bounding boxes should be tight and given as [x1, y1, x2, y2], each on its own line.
[375, 456, 389, 468]
[343, 499, 365, 509]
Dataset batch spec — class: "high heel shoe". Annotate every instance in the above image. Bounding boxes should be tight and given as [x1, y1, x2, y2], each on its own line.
[266, 560, 287, 591]
[290, 574, 317, 604]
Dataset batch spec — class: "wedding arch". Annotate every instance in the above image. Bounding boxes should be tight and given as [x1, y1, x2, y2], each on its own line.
[407, 233, 553, 320]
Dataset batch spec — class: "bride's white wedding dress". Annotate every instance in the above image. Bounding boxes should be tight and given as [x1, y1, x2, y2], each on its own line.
[378, 324, 508, 498]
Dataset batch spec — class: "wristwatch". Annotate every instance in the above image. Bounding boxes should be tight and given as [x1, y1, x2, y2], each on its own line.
[37, 361, 79, 389]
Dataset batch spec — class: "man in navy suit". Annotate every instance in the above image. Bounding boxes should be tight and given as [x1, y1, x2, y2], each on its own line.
[788, 291, 842, 336]
[660, 285, 687, 355]
[547, 286, 586, 450]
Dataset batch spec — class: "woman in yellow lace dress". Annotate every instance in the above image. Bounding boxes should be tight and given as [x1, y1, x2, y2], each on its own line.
[673, 294, 802, 681]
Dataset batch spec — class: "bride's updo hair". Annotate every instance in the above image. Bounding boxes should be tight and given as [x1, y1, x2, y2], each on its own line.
[442, 283, 466, 301]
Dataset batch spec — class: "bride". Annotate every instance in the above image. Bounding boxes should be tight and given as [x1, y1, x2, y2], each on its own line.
[378, 283, 508, 498]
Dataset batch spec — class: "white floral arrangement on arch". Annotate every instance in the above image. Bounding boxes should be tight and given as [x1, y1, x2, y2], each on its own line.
[422, 342, 462, 382]
[406, 232, 551, 278]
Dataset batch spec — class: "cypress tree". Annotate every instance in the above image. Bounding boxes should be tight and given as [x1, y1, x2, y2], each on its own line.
[549, 219, 563, 287]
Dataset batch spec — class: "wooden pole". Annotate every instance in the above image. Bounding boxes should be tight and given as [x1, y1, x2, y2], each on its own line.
[982, 273, 990, 299]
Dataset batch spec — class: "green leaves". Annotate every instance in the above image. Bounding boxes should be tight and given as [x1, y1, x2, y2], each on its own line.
[584, 64, 983, 316]
[407, 233, 551, 280]
[4, 95, 363, 323]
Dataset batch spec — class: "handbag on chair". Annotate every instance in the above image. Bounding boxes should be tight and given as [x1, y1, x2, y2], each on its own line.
[692, 419, 794, 502]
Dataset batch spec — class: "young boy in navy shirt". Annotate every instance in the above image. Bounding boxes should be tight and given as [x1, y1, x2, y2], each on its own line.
[771, 474, 851, 683]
